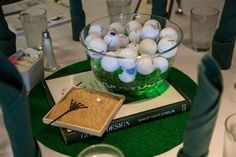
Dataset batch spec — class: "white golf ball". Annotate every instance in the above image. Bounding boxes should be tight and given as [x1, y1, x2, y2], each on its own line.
[84, 34, 101, 46]
[87, 50, 102, 60]
[88, 24, 106, 37]
[118, 70, 136, 83]
[109, 22, 125, 34]
[101, 51, 119, 72]
[160, 27, 178, 41]
[128, 30, 141, 43]
[126, 20, 142, 33]
[153, 57, 169, 73]
[103, 31, 122, 51]
[119, 34, 129, 48]
[144, 19, 161, 30]
[141, 25, 160, 40]
[87, 38, 107, 60]
[125, 68, 137, 75]
[136, 54, 155, 75]
[127, 43, 139, 52]
[157, 36, 178, 58]
[89, 38, 107, 53]
[138, 39, 158, 55]
[118, 48, 138, 69]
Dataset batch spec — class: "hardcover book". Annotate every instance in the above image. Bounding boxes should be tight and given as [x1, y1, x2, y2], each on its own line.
[43, 71, 191, 144]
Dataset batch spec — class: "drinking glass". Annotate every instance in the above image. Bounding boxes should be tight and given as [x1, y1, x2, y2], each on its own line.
[20, 8, 47, 50]
[106, 0, 131, 24]
[190, 6, 219, 52]
[223, 113, 236, 157]
[77, 144, 125, 157]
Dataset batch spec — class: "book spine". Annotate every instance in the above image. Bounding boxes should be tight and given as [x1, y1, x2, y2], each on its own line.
[63, 100, 191, 144]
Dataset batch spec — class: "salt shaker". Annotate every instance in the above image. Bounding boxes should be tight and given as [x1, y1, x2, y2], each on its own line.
[42, 29, 60, 71]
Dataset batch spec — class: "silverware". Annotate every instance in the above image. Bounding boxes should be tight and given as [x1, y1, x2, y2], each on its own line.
[50, 16, 63, 21]
[175, 0, 184, 15]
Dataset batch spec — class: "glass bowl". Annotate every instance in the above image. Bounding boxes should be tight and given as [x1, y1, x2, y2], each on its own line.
[77, 144, 124, 157]
[80, 13, 183, 100]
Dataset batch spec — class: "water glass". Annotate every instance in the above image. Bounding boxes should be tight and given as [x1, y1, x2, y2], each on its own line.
[223, 113, 236, 157]
[106, 0, 131, 24]
[77, 144, 125, 157]
[190, 6, 219, 52]
[20, 8, 47, 50]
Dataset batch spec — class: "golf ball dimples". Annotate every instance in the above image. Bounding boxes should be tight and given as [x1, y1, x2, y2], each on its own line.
[126, 20, 142, 33]
[138, 39, 157, 55]
[109, 22, 125, 34]
[119, 34, 129, 48]
[129, 30, 141, 43]
[160, 27, 178, 41]
[88, 24, 106, 37]
[101, 51, 119, 72]
[153, 57, 169, 73]
[157, 36, 177, 58]
[136, 55, 155, 75]
[103, 31, 122, 51]
[141, 25, 160, 40]
[118, 70, 136, 83]
[118, 48, 138, 69]
[144, 19, 161, 30]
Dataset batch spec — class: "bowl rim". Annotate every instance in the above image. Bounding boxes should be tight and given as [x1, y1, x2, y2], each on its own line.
[79, 13, 184, 59]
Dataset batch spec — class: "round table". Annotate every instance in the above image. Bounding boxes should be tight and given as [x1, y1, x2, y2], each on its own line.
[28, 60, 197, 157]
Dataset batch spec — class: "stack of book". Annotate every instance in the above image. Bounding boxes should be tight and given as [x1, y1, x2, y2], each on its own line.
[43, 71, 191, 144]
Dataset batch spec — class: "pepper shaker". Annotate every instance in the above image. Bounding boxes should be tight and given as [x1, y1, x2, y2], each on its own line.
[42, 29, 60, 71]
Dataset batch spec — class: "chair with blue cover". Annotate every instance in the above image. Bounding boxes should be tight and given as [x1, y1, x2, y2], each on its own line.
[0, 5, 41, 157]
[151, 0, 183, 19]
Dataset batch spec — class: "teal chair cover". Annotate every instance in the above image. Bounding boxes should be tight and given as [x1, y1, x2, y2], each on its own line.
[0, 6, 16, 56]
[0, 5, 41, 157]
[178, 55, 223, 157]
[212, 0, 236, 69]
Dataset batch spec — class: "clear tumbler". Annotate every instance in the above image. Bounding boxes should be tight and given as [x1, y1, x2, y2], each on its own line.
[20, 8, 47, 50]
[223, 113, 236, 157]
[106, 0, 131, 24]
[190, 6, 219, 52]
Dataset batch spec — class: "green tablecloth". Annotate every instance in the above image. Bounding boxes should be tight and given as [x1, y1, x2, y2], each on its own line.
[28, 60, 197, 157]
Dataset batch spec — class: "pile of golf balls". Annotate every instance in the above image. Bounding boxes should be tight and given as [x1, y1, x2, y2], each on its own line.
[85, 18, 179, 83]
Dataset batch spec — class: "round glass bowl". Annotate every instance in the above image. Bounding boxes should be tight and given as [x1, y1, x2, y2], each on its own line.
[80, 13, 183, 100]
[77, 144, 124, 157]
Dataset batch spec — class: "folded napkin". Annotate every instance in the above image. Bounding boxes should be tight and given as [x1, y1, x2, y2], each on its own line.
[0, 6, 16, 57]
[212, 0, 236, 70]
[178, 55, 223, 157]
[69, 0, 85, 41]
[0, 53, 41, 157]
